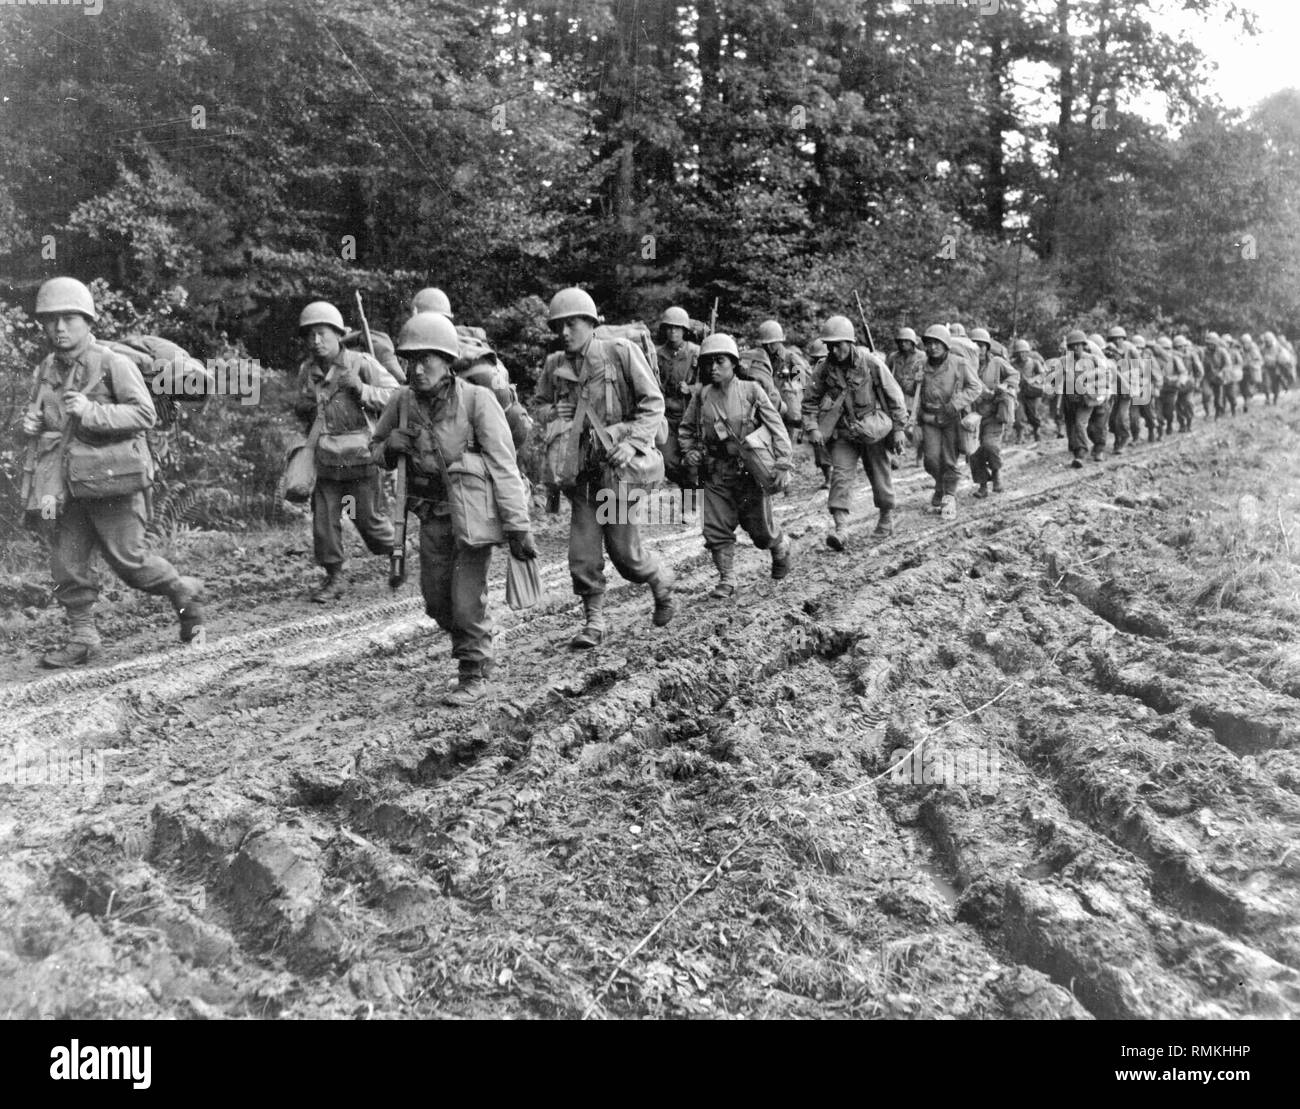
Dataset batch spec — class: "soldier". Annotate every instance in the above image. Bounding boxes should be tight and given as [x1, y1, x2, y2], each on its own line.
[1203, 332, 1229, 419]
[757, 319, 810, 441]
[1260, 331, 1287, 405]
[1127, 335, 1162, 444]
[1059, 330, 1102, 468]
[1240, 333, 1264, 413]
[536, 287, 676, 648]
[21, 278, 204, 668]
[1172, 336, 1201, 431]
[911, 325, 982, 518]
[803, 337, 833, 487]
[1223, 336, 1244, 415]
[371, 313, 535, 706]
[655, 306, 701, 488]
[889, 327, 927, 462]
[293, 301, 399, 602]
[412, 287, 454, 318]
[736, 344, 784, 415]
[1105, 327, 1136, 455]
[1010, 339, 1047, 443]
[802, 316, 908, 544]
[1151, 336, 1184, 437]
[678, 333, 793, 598]
[968, 328, 1020, 496]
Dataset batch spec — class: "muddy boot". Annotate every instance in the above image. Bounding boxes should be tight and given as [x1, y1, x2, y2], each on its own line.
[873, 508, 894, 538]
[939, 495, 957, 520]
[171, 576, 206, 643]
[770, 534, 793, 579]
[40, 606, 101, 669]
[649, 567, 677, 627]
[443, 661, 490, 707]
[992, 475, 1004, 494]
[825, 509, 849, 551]
[569, 594, 606, 649]
[929, 489, 944, 514]
[710, 546, 736, 598]
[819, 465, 831, 490]
[309, 567, 346, 604]
[974, 482, 989, 499]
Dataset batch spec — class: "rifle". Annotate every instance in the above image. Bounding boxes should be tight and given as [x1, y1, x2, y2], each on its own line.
[18, 365, 42, 507]
[358, 292, 407, 589]
[853, 290, 876, 353]
[354, 291, 376, 360]
[709, 298, 718, 337]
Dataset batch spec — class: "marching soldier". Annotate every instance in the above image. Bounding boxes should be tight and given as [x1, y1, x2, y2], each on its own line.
[968, 327, 1019, 495]
[1223, 336, 1244, 416]
[1241, 334, 1264, 413]
[1203, 332, 1229, 419]
[1260, 332, 1288, 405]
[22, 277, 205, 667]
[371, 313, 536, 706]
[912, 325, 982, 517]
[801, 337, 832, 486]
[802, 316, 908, 544]
[536, 287, 677, 648]
[1152, 336, 1185, 437]
[655, 306, 701, 487]
[1172, 336, 1200, 431]
[1010, 339, 1047, 443]
[757, 319, 810, 441]
[1105, 327, 1135, 454]
[1060, 330, 1105, 467]
[1127, 335, 1162, 444]
[678, 333, 794, 598]
[293, 301, 399, 602]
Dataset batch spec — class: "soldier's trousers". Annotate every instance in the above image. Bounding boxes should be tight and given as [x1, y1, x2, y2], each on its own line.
[921, 422, 962, 497]
[701, 462, 781, 552]
[969, 418, 1006, 484]
[565, 479, 662, 597]
[1176, 390, 1196, 429]
[419, 514, 493, 667]
[1109, 396, 1132, 448]
[1202, 381, 1223, 418]
[1158, 392, 1178, 431]
[1129, 401, 1157, 441]
[53, 493, 184, 616]
[1223, 382, 1240, 415]
[828, 436, 895, 513]
[1017, 394, 1043, 438]
[312, 470, 394, 569]
[1264, 367, 1285, 404]
[1087, 399, 1111, 455]
[1062, 397, 1093, 459]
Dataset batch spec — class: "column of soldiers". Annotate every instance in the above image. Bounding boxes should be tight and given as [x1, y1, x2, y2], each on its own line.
[18, 275, 1297, 692]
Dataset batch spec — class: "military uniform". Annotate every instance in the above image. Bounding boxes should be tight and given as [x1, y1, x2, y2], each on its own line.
[294, 347, 399, 575]
[679, 375, 793, 588]
[655, 336, 700, 486]
[1174, 342, 1201, 430]
[1059, 348, 1107, 463]
[29, 335, 201, 663]
[1154, 348, 1185, 435]
[1107, 343, 1137, 450]
[802, 346, 908, 522]
[371, 377, 530, 672]
[1011, 350, 1048, 442]
[536, 333, 670, 599]
[969, 350, 1020, 487]
[1128, 344, 1163, 442]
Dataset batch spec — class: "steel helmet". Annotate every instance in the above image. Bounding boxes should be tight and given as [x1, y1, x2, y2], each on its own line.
[948, 323, 967, 338]
[1172, 335, 1189, 348]
[896, 327, 919, 345]
[1012, 339, 1032, 354]
[547, 287, 599, 326]
[411, 287, 454, 319]
[36, 277, 97, 320]
[756, 320, 785, 344]
[1241, 332, 1253, 344]
[1107, 325, 1127, 340]
[1132, 335, 1147, 349]
[807, 338, 828, 360]
[1063, 329, 1086, 346]
[969, 327, 992, 345]
[922, 324, 951, 349]
[659, 306, 690, 329]
[396, 311, 460, 359]
[820, 315, 855, 343]
[1156, 336, 1173, 350]
[1206, 331, 1221, 344]
[299, 301, 346, 334]
[698, 332, 740, 361]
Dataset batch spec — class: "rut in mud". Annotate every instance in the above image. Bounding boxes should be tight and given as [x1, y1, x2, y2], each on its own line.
[2, 403, 1300, 1019]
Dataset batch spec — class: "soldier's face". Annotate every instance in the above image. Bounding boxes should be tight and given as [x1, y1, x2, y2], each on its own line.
[707, 355, 736, 386]
[923, 339, 946, 361]
[561, 317, 595, 355]
[976, 342, 990, 362]
[828, 341, 852, 361]
[1068, 343, 1086, 356]
[664, 326, 684, 345]
[897, 341, 914, 355]
[42, 313, 90, 350]
[410, 353, 451, 394]
[763, 342, 784, 361]
[305, 325, 341, 360]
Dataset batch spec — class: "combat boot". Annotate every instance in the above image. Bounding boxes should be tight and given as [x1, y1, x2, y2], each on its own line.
[939, 495, 957, 520]
[974, 483, 989, 499]
[819, 465, 831, 490]
[569, 594, 606, 649]
[710, 546, 736, 598]
[770, 535, 793, 579]
[873, 509, 895, 538]
[991, 475, 1004, 494]
[929, 489, 944, 514]
[648, 567, 678, 627]
[309, 567, 346, 603]
[825, 509, 850, 551]
[40, 606, 100, 669]
[171, 576, 206, 643]
[443, 661, 490, 707]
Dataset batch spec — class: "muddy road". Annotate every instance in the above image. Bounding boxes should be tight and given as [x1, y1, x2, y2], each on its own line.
[3, 403, 1300, 1019]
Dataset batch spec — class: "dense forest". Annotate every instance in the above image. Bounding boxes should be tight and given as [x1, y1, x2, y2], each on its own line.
[2, 0, 1297, 525]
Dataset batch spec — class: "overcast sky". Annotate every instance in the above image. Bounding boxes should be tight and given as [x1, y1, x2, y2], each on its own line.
[1169, 0, 1298, 111]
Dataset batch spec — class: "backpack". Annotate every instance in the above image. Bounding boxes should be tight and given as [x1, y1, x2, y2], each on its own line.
[99, 335, 212, 429]
[596, 323, 659, 382]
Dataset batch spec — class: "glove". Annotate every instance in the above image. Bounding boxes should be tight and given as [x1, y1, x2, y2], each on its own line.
[891, 429, 906, 453]
[62, 391, 91, 420]
[554, 400, 576, 421]
[507, 530, 539, 560]
[22, 411, 43, 436]
[683, 449, 704, 468]
[386, 428, 416, 454]
[805, 427, 823, 445]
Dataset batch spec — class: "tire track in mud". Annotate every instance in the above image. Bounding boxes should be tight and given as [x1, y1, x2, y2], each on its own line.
[5, 399, 1300, 1018]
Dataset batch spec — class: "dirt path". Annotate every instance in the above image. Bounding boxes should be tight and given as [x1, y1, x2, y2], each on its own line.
[3, 403, 1299, 1019]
